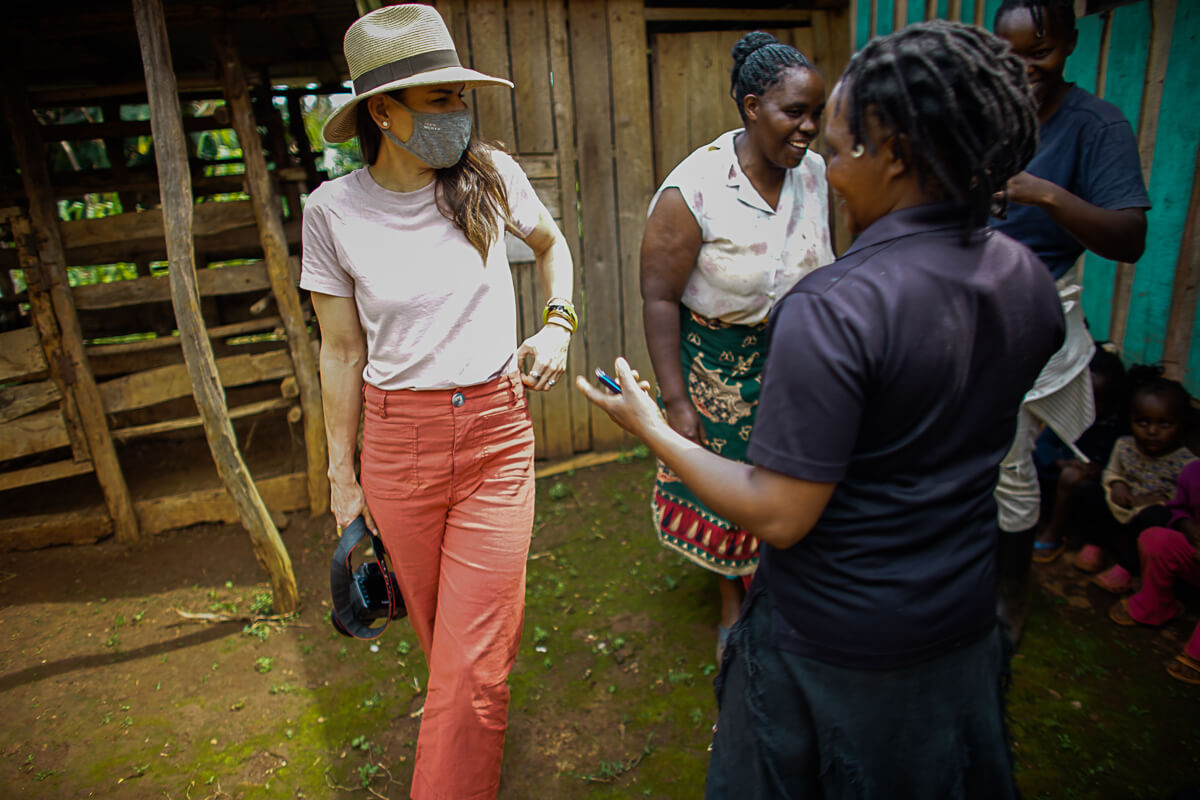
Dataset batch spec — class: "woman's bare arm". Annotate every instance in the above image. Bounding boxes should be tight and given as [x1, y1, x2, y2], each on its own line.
[310, 292, 374, 532]
[641, 188, 704, 441]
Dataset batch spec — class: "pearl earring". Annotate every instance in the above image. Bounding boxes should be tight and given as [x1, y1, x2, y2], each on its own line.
[850, 144, 865, 159]
[381, 120, 390, 129]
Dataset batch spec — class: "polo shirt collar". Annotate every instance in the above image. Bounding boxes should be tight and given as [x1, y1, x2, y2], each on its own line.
[720, 129, 783, 215]
[842, 202, 969, 258]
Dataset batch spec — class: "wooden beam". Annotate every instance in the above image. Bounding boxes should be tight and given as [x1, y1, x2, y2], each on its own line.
[0, 459, 94, 493]
[11, 215, 89, 460]
[1162, 139, 1200, 381]
[0, 328, 48, 384]
[133, 0, 297, 611]
[1112, 0, 1176, 347]
[216, 31, 329, 516]
[99, 348, 297, 415]
[85, 314, 291, 357]
[0, 507, 113, 551]
[642, 8, 815, 23]
[285, 93, 322, 193]
[0, 349, 302, 459]
[133, 471, 309, 538]
[39, 115, 231, 143]
[61, 199, 257, 250]
[0, 379, 61, 425]
[2, 68, 141, 544]
[72, 259, 276, 311]
[0, 166, 308, 206]
[547, 0, 591, 454]
[0, 408, 71, 461]
[111, 397, 294, 442]
[0, 217, 302, 271]
[0, 471, 309, 551]
[608, 0, 655, 392]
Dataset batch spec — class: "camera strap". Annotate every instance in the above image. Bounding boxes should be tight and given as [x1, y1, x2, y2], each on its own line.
[329, 516, 399, 640]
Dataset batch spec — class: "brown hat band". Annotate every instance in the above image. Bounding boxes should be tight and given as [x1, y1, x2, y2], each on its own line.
[352, 49, 463, 95]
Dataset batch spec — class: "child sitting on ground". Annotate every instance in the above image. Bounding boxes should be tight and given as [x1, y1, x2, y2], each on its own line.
[1109, 459, 1200, 684]
[1075, 367, 1196, 590]
[1032, 346, 1126, 563]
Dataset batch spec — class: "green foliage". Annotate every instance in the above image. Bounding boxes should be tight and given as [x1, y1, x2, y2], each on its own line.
[249, 593, 273, 615]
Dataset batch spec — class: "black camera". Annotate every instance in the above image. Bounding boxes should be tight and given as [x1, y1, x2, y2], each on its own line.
[330, 516, 406, 640]
[349, 562, 405, 624]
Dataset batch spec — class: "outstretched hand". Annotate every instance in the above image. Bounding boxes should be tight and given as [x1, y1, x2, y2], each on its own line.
[574, 357, 662, 441]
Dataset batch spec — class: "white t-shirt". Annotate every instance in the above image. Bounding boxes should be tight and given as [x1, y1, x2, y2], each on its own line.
[300, 150, 543, 390]
[649, 129, 834, 324]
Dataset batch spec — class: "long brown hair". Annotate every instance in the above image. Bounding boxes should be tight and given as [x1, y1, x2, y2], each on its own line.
[354, 100, 510, 260]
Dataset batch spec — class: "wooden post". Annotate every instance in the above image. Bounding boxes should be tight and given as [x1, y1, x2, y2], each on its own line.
[133, 0, 298, 612]
[215, 32, 330, 516]
[286, 93, 322, 193]
[11, 213, 91, 463]
[1, 68, 143, 546]
[1162, 140, 1200, 381]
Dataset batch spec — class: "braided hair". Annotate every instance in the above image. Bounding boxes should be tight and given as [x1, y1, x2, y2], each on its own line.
[1126, 364, 1193, 422]
[836, 20, 1038, 231]
[730, 32, 814, 122]
[995, 0, 1077, 38]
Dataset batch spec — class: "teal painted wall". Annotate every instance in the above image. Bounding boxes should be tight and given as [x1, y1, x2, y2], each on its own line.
[1078, 2, 1151, 344]
[1124, 0, 1199, 382]
[850, 0, 1200, 394]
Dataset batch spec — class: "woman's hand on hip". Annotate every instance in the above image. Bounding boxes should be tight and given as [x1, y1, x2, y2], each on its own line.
[575, 357, 662, 439]
[330, 477, 378, 535]
[517, 324, 570, 391]
[664, 397, 704, 443]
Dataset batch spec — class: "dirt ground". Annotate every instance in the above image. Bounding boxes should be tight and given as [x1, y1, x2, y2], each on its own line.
[1, 452, 1199, 799]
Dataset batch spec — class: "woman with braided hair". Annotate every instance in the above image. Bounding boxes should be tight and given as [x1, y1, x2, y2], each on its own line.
[580, 21, 1062, 797]
[640, 31, 833, 656]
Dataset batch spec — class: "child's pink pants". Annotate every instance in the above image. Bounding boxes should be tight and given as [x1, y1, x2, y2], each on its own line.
[1127, 526, 1200, 660]
[361, 373, 535, 800]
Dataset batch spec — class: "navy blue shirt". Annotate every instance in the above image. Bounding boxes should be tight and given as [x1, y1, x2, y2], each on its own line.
[748, 204, 1065, 669]
[991, 86, 1150, 278]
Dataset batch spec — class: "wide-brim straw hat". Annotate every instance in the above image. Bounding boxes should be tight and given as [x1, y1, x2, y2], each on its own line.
[322, 3, 512, 144]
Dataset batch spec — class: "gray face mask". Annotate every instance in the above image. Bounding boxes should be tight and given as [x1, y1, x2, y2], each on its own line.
[382, 104, 473, 169]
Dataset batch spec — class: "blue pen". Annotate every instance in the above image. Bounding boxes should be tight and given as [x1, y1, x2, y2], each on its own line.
[594, 367, 622, 394]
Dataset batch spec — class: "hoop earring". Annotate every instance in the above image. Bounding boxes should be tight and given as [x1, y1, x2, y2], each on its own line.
[850, 144, 865, 159]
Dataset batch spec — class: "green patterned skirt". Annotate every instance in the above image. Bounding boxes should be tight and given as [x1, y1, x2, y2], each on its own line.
[652, 309, 766, 576]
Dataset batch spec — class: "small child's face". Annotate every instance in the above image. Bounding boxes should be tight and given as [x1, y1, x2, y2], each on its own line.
[1130, 392, 1182, 456]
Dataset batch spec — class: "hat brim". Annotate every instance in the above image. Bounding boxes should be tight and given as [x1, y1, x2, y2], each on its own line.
[321, 66, 513, 144]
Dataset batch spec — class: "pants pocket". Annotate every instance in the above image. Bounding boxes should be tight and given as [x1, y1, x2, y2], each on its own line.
[362, 420, 420, 500]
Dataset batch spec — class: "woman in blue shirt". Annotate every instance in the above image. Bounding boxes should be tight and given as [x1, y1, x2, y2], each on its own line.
[991, 0, 1151, 644]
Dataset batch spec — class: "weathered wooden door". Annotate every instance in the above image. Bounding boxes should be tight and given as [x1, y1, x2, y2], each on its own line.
[650, 27, 818, 187]
[648, 19, 851, 252]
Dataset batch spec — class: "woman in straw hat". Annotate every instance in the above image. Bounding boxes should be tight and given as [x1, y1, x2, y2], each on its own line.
[300, 5, 575, 797]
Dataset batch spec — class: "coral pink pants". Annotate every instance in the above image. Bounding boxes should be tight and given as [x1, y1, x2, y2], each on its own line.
[1127, 527, 1200, 660]
[361, 373, 535, 800]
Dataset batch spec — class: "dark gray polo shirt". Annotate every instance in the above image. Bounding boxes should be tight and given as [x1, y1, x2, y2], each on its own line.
[749, 203, 1065, 669]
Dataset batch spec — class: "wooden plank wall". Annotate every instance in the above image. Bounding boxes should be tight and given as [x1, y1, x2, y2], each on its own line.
[0, 73, 318, 541]
[649, 10, 851, 254]
[432, 0, 658, 455]
[433, 1, 855, 457]
[851, 0, 1200, 395]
